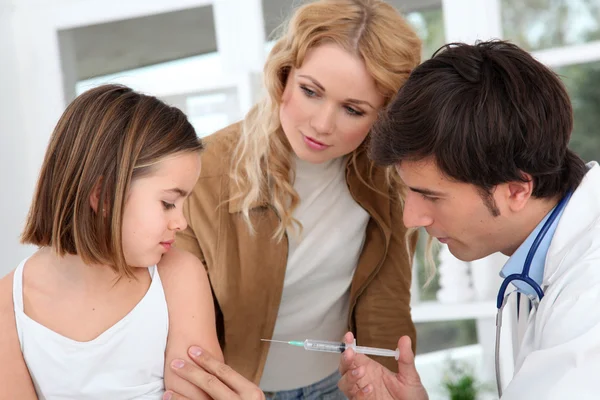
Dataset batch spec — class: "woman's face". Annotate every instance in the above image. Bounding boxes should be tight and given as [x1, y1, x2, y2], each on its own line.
[279, 43, 385, 164]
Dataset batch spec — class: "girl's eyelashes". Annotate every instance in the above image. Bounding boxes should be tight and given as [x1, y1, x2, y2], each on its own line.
[421, 194, 439, 203]
[162, 201, 176, 210]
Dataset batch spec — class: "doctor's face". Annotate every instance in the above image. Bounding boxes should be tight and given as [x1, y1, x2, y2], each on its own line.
[397, 158, 516, 261]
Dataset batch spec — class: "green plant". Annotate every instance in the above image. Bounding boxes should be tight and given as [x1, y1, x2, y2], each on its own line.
[441, 360, 479, 400]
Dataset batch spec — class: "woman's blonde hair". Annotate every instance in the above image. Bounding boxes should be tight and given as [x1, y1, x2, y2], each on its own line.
[231, 0, 421, 239]
[21, 84, 203, 278]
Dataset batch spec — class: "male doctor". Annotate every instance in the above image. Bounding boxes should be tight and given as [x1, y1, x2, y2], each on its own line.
[338, 40, 600, 399]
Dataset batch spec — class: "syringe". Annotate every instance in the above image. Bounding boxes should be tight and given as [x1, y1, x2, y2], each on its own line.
[261, 339, 400, 360]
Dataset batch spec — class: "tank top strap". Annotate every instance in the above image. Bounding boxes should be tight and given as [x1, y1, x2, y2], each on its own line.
[12, 258, 27, 313]
[12, 258, 29, 350]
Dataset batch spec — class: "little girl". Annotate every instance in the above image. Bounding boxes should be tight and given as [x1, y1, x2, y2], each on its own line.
[0, 84, 222, 399]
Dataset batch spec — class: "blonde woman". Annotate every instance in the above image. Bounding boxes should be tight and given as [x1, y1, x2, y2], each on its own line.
[174, 0, 421, 398]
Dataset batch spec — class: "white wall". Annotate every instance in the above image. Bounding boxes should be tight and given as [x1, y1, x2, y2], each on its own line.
[0, 1, 64, 277]
[0, 3, 31, 276]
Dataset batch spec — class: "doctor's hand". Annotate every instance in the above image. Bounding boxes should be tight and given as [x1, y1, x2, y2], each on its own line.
[163, 346, 265, 400]
[338, 332, 428, 400]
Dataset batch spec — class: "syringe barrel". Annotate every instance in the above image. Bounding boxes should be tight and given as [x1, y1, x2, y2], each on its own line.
[303, 340, 346, 353]
[352, 344, 400, 360]
[301, 339, 400, 360]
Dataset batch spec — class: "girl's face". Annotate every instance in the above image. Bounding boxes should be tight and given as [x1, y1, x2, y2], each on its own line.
[280, 43, 385, 164]
[121, 151, 201, 268]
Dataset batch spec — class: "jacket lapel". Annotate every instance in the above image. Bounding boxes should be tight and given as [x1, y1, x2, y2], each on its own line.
[346, 151, 393, 300]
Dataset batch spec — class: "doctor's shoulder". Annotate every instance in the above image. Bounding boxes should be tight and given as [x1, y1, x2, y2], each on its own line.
[537, 226, 600, 333]
[0, 270, 38, 398]
[550, 225, 600, 293]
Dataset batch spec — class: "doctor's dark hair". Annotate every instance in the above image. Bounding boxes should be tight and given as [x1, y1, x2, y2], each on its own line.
[21, 84, 203, 278]
[369, 40, 587, 205]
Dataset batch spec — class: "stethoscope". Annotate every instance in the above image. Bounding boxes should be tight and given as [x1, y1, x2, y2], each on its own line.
[494, 191, 572, 398]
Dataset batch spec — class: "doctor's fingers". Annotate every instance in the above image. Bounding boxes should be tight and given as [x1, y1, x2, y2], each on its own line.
[338, 365, 374, 398]
[339, 332, 358, 375]
[338, 364, 363, 391]
[163, 390, 190, 400]
[340, 348, 374, 374]
[346, 385, 374, 400]
[185, 347, 265, 400]
[339, 348, 357, 376]
[167, 358, 241, 400]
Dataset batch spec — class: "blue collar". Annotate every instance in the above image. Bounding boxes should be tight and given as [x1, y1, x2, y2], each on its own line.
[499, 203, 567, 297]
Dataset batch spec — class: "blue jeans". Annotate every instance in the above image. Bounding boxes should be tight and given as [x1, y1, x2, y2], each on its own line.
[263, 371, 347, 400]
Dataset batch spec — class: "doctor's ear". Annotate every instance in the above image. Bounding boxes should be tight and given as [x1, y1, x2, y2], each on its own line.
[89, 177, 107, 216]
[505, 172, 534, 212]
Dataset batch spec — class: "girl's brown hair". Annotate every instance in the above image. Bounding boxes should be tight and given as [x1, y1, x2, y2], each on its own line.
[21, 84, 203, 278]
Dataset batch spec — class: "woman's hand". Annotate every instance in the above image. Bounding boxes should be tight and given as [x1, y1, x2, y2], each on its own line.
[163, 346, 265, 400]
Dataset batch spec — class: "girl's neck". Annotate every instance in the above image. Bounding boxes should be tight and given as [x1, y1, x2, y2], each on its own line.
[40, 247, 139, 290]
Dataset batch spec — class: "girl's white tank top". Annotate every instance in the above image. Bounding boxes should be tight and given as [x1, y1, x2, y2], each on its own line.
[12, 258, 169, 399]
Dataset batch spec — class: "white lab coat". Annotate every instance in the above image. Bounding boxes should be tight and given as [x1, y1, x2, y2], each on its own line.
[502, 162, 600, 399]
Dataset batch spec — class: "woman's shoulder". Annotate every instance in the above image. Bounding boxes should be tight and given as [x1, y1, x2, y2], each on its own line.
[198, 122, 242, 178]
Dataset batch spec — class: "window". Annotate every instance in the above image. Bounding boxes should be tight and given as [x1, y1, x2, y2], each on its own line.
[499, 1, 600, 163]
[557, 61, 600, 162]
[76, 52, 243, 138]
[502, 0, 600, 51]
[407, 7, 446, 61]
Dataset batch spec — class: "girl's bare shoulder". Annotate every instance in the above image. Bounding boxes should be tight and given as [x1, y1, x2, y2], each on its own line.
[0, 269, 15, 318]
[0, 268, 39, 398]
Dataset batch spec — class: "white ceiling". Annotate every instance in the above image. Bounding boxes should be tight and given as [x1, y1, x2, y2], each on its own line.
[64, 0, 442, 80]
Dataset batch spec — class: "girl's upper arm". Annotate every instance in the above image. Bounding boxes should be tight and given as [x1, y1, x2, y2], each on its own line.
[0, 272, 38, 399]
[158, 248, 223, 399]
